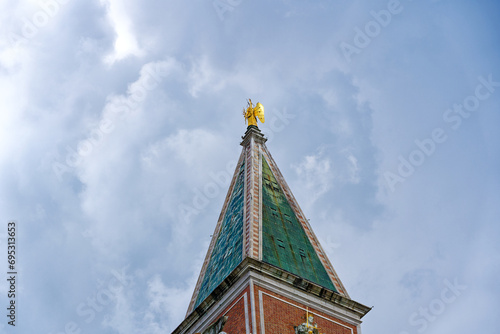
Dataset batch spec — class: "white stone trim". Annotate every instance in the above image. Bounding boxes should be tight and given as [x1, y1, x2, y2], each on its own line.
[258, 289, 265, 334]
[250, 278, 257, 334]
[242, 146, 248, 260]
[258, 146, 263, 262]
[244, 293, 250, 334]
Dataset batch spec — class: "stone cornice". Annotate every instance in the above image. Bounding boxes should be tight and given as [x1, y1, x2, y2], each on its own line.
[172, 257, 371, 334]
[240, 125, 267, 147]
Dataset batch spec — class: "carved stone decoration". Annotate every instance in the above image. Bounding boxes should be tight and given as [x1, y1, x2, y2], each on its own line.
[294, 312, 319, 334]
[201, 316, 228, 334]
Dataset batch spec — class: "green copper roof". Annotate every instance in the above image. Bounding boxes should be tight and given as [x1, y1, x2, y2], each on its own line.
[194, 161, 245, 308]
[261, 157, 337, 292]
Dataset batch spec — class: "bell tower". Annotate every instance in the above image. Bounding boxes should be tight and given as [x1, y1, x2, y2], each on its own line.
[172, 103, 370, 334]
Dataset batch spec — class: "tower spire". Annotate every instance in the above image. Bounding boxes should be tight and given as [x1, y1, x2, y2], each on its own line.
[174, 103, 370, 334]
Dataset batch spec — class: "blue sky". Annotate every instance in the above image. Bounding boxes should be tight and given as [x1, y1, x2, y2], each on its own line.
[0, 0, 499, 333]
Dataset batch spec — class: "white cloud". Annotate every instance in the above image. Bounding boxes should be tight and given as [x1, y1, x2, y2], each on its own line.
[293, 149, 333, 200]
[145, 275, 193, 329]
[100, 0, 144, 64]
[187, 56, 228, 97]
[291, 146, 362, 210]
[103, 286, 138, 334]
[102, 272, 196, 334]
[162, 129, 224, 167]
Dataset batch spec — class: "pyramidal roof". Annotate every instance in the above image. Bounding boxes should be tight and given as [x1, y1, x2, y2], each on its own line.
[186, 125, 349, 315]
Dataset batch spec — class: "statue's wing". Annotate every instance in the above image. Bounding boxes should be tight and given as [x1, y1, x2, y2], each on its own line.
[254, 102, 265, 123]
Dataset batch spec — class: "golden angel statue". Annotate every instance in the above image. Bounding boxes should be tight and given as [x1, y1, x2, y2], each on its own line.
[243, 99, 265, 127]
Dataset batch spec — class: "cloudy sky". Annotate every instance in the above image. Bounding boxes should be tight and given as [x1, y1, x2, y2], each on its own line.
[1, 0, 499, 333]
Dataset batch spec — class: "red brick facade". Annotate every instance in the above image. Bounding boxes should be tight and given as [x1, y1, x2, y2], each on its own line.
[218, 287, 251, 334]
[253, 285, 357, 334]
[203, 283, 358, 334]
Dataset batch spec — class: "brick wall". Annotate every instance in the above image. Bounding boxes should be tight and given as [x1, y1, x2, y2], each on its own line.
[207, 287, 250, 334]
[254, 285, 357, 334]
[199, 283, 358, 334]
